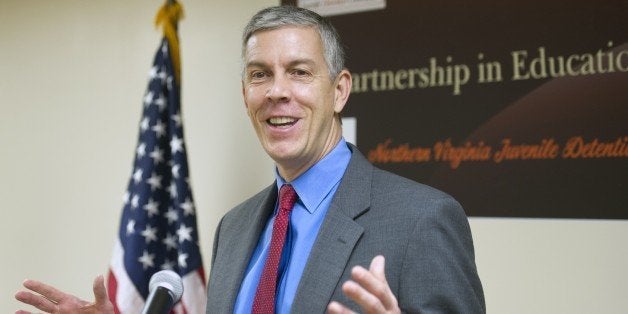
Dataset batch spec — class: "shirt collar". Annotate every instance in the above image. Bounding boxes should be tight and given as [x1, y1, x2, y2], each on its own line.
[275, 138, 351, 214]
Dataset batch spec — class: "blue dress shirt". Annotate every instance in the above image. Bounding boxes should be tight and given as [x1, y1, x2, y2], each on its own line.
[233, 139, 352, 314]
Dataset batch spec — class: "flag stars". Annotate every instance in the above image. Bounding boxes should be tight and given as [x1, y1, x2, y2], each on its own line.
[171, 112, 182, 127]
[149, 147, 164, 165]
[167, 76, 174, 90]
[168, 182, 178, 200]
[154, 94, 167, 111]
[178, 253, 189, 268]
[143, 198, 160, 217]
[148, 66, 158, 79]
[151, 120, 166, 138]
[165, 207, 179, 224]
[161, 259, 176, 271]
[140, 117, 150, 131]
[126, 220, 136, 235]
[138, 250, 155, 270]
[158, 70, 168, 83]
[141, 225, 158, 244]
[147, 172, 163, 191]
[123, 191, 130, 205]
[143, 91, 154, 107]
[136, 143, 146, 159]
[131, 195, 140, 209]
[176, 224, 193, 243]
[181, 197, 195, 216]
[170, 136, 184, 154]
[133, 169, 144, 184]
[171, 164, 181, 179]
[163, 233, 178, 251]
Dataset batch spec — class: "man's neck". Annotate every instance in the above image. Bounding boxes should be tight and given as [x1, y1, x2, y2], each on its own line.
[277, 134, 343, 182]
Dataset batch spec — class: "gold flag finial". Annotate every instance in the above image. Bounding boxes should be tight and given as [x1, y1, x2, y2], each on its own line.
[155, 0, 184, 84]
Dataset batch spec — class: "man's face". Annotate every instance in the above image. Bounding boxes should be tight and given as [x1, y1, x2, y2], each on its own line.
[242, 26, 350, 180]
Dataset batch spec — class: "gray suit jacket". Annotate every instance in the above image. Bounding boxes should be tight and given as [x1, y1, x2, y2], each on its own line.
[206, 144, 485, 313]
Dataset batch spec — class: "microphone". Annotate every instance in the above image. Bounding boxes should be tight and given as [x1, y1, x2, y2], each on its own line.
[141, 270, 184, 314]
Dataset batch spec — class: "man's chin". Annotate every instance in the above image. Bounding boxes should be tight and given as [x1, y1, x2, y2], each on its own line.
[269, 151, 299, 165]
[264, 141, 300, 158]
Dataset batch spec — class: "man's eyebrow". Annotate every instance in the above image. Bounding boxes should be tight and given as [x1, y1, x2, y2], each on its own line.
[245, 58, 318, 69]
[286, 58, 316, 68]
[245, 61, 267, 69]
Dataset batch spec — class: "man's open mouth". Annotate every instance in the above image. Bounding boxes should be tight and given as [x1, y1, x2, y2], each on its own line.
[268, 117, 298, 127]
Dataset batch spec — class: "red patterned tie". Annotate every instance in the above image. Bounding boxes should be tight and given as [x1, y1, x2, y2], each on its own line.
[252, 184, 298, 314]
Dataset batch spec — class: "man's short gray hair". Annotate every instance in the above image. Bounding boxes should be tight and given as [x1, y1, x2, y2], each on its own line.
[242, 6, 346, 80]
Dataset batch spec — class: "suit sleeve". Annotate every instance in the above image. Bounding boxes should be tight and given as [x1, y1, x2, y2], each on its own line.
[210, 216, 224, 268]
[398, 196, 486, 313]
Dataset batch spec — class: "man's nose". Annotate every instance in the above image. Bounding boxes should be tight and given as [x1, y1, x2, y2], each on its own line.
[266, 75, 290, 102]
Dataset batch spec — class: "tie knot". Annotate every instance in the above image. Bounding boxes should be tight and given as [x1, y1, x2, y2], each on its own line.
[278, 184, 298, 212]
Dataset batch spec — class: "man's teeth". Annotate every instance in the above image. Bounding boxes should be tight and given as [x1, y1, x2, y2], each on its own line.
[268, 117, 296, 125]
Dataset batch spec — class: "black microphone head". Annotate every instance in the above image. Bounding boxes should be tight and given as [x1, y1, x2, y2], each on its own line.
[148, 270, 184, 303]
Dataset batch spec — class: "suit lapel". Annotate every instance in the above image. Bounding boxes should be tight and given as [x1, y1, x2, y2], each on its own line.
[209, 184, 277, 313]
[291, 145, 373, 313]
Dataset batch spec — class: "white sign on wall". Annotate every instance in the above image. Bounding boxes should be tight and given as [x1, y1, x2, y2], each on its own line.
[298, 0, 386, 16]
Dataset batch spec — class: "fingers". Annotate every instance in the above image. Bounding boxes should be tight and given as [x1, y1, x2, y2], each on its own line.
[327, 301, 355, 314]
[369, 255, 386, 281]
[341, 279, 387, 313]
[22, 279, 66, 304]
[92, 275, 109, 305]
[331, 256, 400, 313]
[15, 287, 57, 313]
[349, 255, 397, 310]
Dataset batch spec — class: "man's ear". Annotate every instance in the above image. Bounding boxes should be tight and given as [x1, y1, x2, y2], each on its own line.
[333, 69, 352, 114]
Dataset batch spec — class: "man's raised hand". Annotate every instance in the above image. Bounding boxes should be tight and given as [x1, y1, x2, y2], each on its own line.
[15, 275, 114, 314]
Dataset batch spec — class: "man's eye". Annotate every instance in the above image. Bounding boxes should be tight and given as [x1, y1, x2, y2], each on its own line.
[291, 69, 311, 78]
[250, 71, 267, 80]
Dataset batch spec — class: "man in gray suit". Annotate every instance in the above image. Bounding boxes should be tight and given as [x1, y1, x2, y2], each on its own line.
[207, 5, 485, 314]
[15, 5, 484, 314]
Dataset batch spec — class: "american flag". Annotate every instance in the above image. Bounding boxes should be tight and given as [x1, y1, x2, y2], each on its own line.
[107, 19, 206, 313]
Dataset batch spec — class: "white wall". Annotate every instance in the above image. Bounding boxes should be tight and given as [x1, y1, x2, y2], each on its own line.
[1, 1, 627, 313]
[473, 218, 628, 313]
